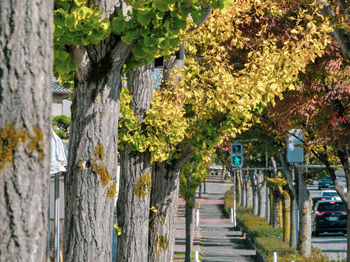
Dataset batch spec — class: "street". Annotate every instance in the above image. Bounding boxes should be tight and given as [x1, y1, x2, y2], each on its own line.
[309, 173, 347, 261]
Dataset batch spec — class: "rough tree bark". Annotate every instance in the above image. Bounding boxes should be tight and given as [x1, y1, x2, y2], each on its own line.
[117, 63, 154, 262]
[0, 1, 53, 261]
[63, 1, 133, 260]
[283, 194, 291, 243]
[148, 57, 193, 261]
[240, 170, 246, 207]
[148, 144, 193, 262]
[272, 192, 282, 228]
[257, 171, 266, 218]
[279, 151, 298, 248]
[270, 156, 283, 228]
[251, 170, 259, 216]
[246, 173, 253, 208]
[296, 167, 312, 257]
[185, 176, 195, 262]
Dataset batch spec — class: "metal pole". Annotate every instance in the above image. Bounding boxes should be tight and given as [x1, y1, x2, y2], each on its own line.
[233, 169, 237, 227]
[54, 172, 60, 262]
[265, 150, 270, 222]
[196, 209, 199, 228]
[47, 186, 51, 262]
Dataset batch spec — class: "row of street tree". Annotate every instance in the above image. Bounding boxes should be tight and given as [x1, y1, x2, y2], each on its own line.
[0, 0, 349, 261]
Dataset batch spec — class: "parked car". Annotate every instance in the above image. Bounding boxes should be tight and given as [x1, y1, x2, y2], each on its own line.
[312, 196, 333, 211]
[320, 190, 340, 200]
[312, 200, 347, 236]
[318, 178, 334, 190]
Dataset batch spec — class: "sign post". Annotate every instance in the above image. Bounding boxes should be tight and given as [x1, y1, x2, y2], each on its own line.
[231, 143, 243, 227]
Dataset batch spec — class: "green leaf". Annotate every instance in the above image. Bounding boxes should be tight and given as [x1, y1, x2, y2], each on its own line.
[137, 13, 153, 27]
[121, 29, 139, 45]
[65, 14, 77, 30]
[153, 0, 169, 12]
[132, 43, 148, 59]
[53, 25, 65, 37]
[140, 27, 150, 37]
[144, 54, 155, 65]
[144, 36, 158, 47]
[57, 1, 70, 11]
[54, 10, 66, 27]
[111, 17, 125, 34]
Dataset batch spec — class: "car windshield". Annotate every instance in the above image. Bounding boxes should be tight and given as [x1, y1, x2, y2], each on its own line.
[318, 202, 346, 212]
[322, 192, 338, 197]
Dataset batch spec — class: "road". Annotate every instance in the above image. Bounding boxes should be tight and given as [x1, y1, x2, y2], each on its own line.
[309, 175, 347, 261]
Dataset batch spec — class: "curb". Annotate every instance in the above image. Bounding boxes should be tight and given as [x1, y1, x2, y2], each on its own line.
[243, 232, 268, 262]
[222, 206, 268, 262]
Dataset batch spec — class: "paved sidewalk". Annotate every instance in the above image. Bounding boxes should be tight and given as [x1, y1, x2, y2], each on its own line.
[175, 175, 256, 261]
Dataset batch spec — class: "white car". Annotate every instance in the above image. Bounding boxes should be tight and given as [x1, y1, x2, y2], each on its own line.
[320, 190, 341, 200]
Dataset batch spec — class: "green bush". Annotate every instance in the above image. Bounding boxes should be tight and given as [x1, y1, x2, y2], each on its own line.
[52, 115, 71, 139]
[223, 189, 331, 262]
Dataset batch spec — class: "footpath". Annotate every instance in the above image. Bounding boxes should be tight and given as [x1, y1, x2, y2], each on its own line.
[174, 175, 256, 261]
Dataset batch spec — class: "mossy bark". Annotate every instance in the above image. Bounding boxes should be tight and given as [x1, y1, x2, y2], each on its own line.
[272, 190, 282, 228]
[63, 2, 133, 258]
[246, 175, 253, 208]
[148, 144, 193, 262]
[296, 167, 312, 257]
[283, 194, 291, 243]
[0, 1, 52, 261]
[148, 162, 181, 262]
[257, 171, 266, 218]
[117, 63, 154, 262]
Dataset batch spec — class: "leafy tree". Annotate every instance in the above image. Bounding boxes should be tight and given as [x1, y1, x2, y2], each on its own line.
[117, 0, 332, 260]
[0, 0, 53, 260]
[179, 156, 209, 261]
[53, 1, 230, 260]
[266, 38, 350, 258]
[52, 115, 71, 139]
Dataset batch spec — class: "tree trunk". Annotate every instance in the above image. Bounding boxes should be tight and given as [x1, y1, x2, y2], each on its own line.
[290, 198, 297, 248]
[246, 173, 253, 208]
[117, 63, 154, 262]
[117, 149, 152, 262]
[283, 194, 291, 243]
[148, 162, 181, 262]
[185, 197, 194, 262]
[257, 171, 266, 218]
[240, 171, 246, 207]
[272, 192, 282, 228]
[0, 1, 52, 261]
[279, 151, 298, 248]
[148, 146, 193, 262]
[297, 167, 312, 257]
[63, 35, 132, 260]
[251, 170, 258, 216]
[236, 171, 241, 205]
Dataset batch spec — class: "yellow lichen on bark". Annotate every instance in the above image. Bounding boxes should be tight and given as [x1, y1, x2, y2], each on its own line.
[92, 163, 111, 187]
[94, 143, 105, 162]
[134, 173, 151, 199]
[107, 182, 116, 199]
[0, 123, 28, 171]
[156, 234, 169, 256]
[27, 126, 44, 162]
